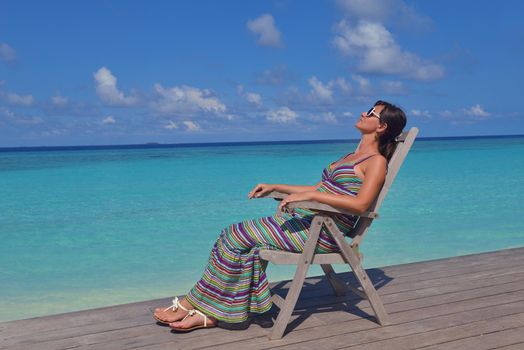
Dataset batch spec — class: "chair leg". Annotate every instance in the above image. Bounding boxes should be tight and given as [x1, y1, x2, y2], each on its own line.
[324, 218, 390, 326]
[268, 216, 324, 340]
[260, 259, 268, 272]
[321, 264, 346, 296]
[347, 258, 389, 325]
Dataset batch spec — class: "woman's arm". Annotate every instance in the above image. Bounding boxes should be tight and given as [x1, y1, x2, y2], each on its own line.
[278, 156, 387, 214]
[248, 182, 321, 199]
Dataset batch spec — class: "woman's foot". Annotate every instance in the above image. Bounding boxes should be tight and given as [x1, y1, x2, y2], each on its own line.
[153, 297, 192, 324]
[169, 309, 217, 332]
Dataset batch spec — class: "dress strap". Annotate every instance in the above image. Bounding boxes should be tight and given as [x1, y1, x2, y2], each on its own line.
[329, 152, 354, 170]
[338, 151, 354, 162]
[352, 153, 380, 166]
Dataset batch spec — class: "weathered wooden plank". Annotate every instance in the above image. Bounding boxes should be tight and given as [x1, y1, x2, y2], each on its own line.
[189, 291, 524, 349]
[2, 263, 523, 350]
[366, 249, 524, 281]
[2, 266, 511, 350]
[265, 305, 524, 350]
[494, 343, 524, 350]
[2, 247, 521, 335]
[1, 248, 524, 350]
[281, 252, 524, 303]
[411, 325, 524, 350]
[341, 311, 524, 350]
[329, 251, 524, 295]
[3, 253, 520, 345]
[367, 247, 524, 278]
[12, 274, 524, 350]
[93, 292, 524, 349]
[0, 297, 169, 335]
[201, 289, 524, 350]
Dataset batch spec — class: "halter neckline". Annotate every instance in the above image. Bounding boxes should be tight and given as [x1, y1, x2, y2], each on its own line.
[329, 152, 380, 172]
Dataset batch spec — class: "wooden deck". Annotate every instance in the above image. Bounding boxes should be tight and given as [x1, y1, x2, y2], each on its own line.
[2, 247, 524, 350]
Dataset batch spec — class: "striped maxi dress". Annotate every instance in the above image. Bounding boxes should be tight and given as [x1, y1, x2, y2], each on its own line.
[185, 153, 376, 323]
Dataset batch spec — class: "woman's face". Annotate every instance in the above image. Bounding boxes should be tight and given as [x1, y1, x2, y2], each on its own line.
[355, 104, 385, 133]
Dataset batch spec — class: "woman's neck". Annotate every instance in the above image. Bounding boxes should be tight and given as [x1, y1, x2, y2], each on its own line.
[356, 133, 380, 155]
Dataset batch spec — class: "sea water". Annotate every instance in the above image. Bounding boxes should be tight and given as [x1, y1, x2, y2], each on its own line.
[1, 136, 523, 321]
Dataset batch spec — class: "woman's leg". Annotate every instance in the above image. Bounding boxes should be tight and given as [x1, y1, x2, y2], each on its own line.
[157, 212, 343, 328]
[180, 212, 339, 325]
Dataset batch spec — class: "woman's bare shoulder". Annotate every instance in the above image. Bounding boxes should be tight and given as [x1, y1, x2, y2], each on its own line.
[365, 154, 387, 172]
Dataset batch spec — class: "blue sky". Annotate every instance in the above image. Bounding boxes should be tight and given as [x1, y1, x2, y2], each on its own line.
[1, 0, 523, 146]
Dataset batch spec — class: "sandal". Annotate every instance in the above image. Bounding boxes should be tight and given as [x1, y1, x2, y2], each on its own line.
[152, 297, 189, 325]
[169, 309, 217, 332]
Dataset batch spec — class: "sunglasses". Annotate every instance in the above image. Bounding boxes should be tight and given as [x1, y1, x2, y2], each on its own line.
[366, 107, 383, 121]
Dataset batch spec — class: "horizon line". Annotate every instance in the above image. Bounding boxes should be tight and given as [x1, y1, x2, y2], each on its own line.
[1, 133, 523, 152]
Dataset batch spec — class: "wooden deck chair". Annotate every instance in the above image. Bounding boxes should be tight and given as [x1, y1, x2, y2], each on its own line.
[258, 127, 419, 339]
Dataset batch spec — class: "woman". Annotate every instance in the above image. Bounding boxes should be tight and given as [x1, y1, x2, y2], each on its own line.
[153, 100, 407, 332]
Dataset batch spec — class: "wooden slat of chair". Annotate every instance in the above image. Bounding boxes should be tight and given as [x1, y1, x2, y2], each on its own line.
[258, 127, 419, 340]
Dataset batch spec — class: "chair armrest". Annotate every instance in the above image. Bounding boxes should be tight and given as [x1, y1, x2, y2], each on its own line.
[259, 191, 379, 219]
[286, 200, 379, 219]
[261, 190, 288, 200]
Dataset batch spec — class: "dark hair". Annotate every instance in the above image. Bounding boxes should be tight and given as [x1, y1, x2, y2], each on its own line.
[374, 100, 407, 160]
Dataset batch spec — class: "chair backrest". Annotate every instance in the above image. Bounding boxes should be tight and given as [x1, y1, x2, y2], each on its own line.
[348, 127, 419, 243]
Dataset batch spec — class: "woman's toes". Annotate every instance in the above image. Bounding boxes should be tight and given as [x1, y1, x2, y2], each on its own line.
[169, 321, 182, 328]
[169, 313, 216, 330]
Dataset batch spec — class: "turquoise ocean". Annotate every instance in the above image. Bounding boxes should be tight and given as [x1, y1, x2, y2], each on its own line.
[1, 136, 523, 322]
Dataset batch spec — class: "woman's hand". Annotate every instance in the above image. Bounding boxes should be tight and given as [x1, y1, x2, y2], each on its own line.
[278, 191, 316, 212]
[248, 183, 275, 199]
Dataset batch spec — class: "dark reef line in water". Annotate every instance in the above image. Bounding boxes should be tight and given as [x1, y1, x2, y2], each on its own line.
[1, 134, 523, 153]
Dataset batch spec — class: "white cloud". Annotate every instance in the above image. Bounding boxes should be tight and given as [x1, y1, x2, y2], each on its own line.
[381, 80, 407, 95]
[0, 107, 15, 119]
[6, 92, 34, 106]
[274, 75, 357, 110]
[183, 120, 201, 131]
[152, 84, 226, 116]
[266, 107, 297, 123]
[343, 111, 354, 118]
[41, 128, 67, 137]
[164, 120, 178, 129]
[256, 65, 292, 85]
[245, 92, 262, 106]
[0, 43, 16, 62]
[101, 116, 116, 125]
[322, 112, 337, 124]
[333, 77, 352, 94]
[247, 14, 283, 48]
[463, 104, 490, 118]
[336, 0, 432, 30]
[0, 107, 42, 124]
[94, 67, 138, 107]
[237, 85, 262, 106]
[52, 94, 68, 107]
[336, 0, 392, 22]
[411, 109, 432, 120]
[307, 76, 352, 103]
[333, 20, 444, 81]
[439, 110, 453, 119]
[439, 105, 491, 125]
[352, 74, 372, 95]
[323, 112, 337, 124]
[16, 116, 44, 125]
[308, 76, 334, 102]
[309, 112, 338, 124]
